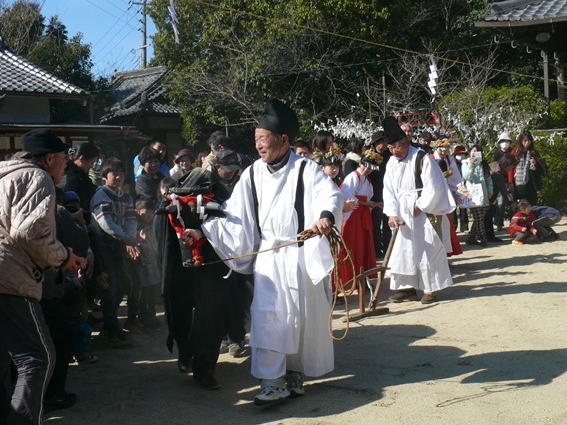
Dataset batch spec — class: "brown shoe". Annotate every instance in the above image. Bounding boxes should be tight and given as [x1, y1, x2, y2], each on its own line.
[421, 293, 437, 304]
[389, 289, 419, 303]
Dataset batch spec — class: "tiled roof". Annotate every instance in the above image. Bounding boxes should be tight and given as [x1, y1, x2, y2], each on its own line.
[101, 66, 180, 122]
[0, 39, 88, 97]
[485, 0, 567, 22]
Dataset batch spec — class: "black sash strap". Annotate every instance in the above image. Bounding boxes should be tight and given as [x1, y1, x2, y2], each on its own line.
[249, 165, 262, 238]
[294, 160, 307, 246]
[415, 149, 427, 191]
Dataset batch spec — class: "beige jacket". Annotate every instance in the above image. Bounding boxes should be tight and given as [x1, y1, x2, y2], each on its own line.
[0, 158, 70, 301]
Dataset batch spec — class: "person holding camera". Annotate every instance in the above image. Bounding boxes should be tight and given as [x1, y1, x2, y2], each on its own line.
[508, 131, 547, 205]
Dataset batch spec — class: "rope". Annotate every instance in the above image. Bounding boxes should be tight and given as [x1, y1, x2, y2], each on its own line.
[197, 226, 356, 341]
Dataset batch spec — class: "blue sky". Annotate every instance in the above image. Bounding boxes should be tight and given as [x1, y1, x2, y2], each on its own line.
[37, 0, 157, 77]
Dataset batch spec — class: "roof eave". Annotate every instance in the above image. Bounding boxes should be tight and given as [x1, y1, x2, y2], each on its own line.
[1, 90, 91, 101]
[476, 15, 567, 28]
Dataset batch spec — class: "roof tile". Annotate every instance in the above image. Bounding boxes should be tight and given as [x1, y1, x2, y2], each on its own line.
[101, 66, 180, 121]
[0, 40, 88, 96]
[486, 0, 567, 22]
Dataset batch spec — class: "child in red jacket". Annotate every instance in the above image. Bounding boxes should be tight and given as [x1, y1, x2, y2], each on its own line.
[509, 199, 538, 245]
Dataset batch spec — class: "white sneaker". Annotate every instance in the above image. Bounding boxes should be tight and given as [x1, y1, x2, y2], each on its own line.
[254, 379, 290, 406]
[285, 371, 305, 397]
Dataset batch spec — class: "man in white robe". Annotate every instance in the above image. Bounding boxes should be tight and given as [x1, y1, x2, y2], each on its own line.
[202, 99, 343, 406]
[381, 117, 455, 304]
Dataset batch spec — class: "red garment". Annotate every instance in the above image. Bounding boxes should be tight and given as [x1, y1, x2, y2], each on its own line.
[509, 211, 537, 237]
[338, 195, 376, 287]
[446, 213, 463, 257]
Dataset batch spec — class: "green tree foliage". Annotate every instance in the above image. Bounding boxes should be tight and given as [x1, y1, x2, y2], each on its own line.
[534, 132, 567, 209]
[0, 2, 111, 124]
[0, 0, 43, 56]
[148, 0, 545, 145]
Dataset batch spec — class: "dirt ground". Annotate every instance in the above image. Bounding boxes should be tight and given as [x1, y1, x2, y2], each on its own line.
[45, 219, 567, 425]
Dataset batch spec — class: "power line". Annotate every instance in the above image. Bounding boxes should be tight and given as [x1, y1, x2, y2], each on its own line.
[92, 9, 132, 51]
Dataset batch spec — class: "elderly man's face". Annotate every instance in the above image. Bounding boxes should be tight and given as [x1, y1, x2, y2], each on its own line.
[45, 151, 68, 184]
[401, 124, 414, 140]
[255, 129, 289, 164]
[390, 139, 410, 161]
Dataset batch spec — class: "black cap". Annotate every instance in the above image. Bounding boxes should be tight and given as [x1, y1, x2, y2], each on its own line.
[216, 150, 241, 172]
[418, 131, 432, 142]
[21, 129, 69, 155]
[75, 142, 100, 160]
[256, 99, 300, 142]
[382, 117, 407, 144]
[371, 130, 387, 144]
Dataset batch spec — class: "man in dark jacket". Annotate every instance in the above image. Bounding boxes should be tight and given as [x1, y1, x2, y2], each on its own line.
[65, 142, 100, 225]
[369, 131, 392, 258]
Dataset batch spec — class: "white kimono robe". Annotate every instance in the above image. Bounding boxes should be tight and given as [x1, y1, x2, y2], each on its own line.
[203, 152, 343, 377]
[383, 146, 455, 293]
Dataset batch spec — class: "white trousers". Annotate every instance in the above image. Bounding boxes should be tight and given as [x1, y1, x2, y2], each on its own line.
[251, 347, 303, 379]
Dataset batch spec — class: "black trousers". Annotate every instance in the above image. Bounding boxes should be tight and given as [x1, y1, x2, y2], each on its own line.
[0, 295, 55, 425]
[40, 298, 74, 401]
[372, 207, 391, 257]
[226, 273, 249, 344]
[95, 244, 129, 334]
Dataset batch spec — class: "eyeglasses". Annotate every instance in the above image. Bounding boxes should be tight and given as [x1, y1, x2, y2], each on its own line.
[255, 133, 277, 144]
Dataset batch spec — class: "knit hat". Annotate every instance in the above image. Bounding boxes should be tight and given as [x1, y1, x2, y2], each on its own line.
[382, 116, 407, 144]
[256, 99, 300, 141]
[21, 129, 69, 155]
[174, 148, 194, 164]
[63, 191, 80, 204]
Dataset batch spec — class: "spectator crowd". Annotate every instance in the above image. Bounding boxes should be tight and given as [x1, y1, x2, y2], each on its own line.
[0, 101, 561, 424]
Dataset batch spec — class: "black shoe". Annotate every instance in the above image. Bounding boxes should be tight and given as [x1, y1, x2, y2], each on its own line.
[44, 392, 77, 414]
[193, 374, 221, 390]
[178, 355, 192, 374]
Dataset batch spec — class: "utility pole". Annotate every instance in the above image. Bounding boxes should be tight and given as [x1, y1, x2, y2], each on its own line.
[129, 0, 148, 69]
[141, 0, 147, 68]
[542, 50, 550, 127]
